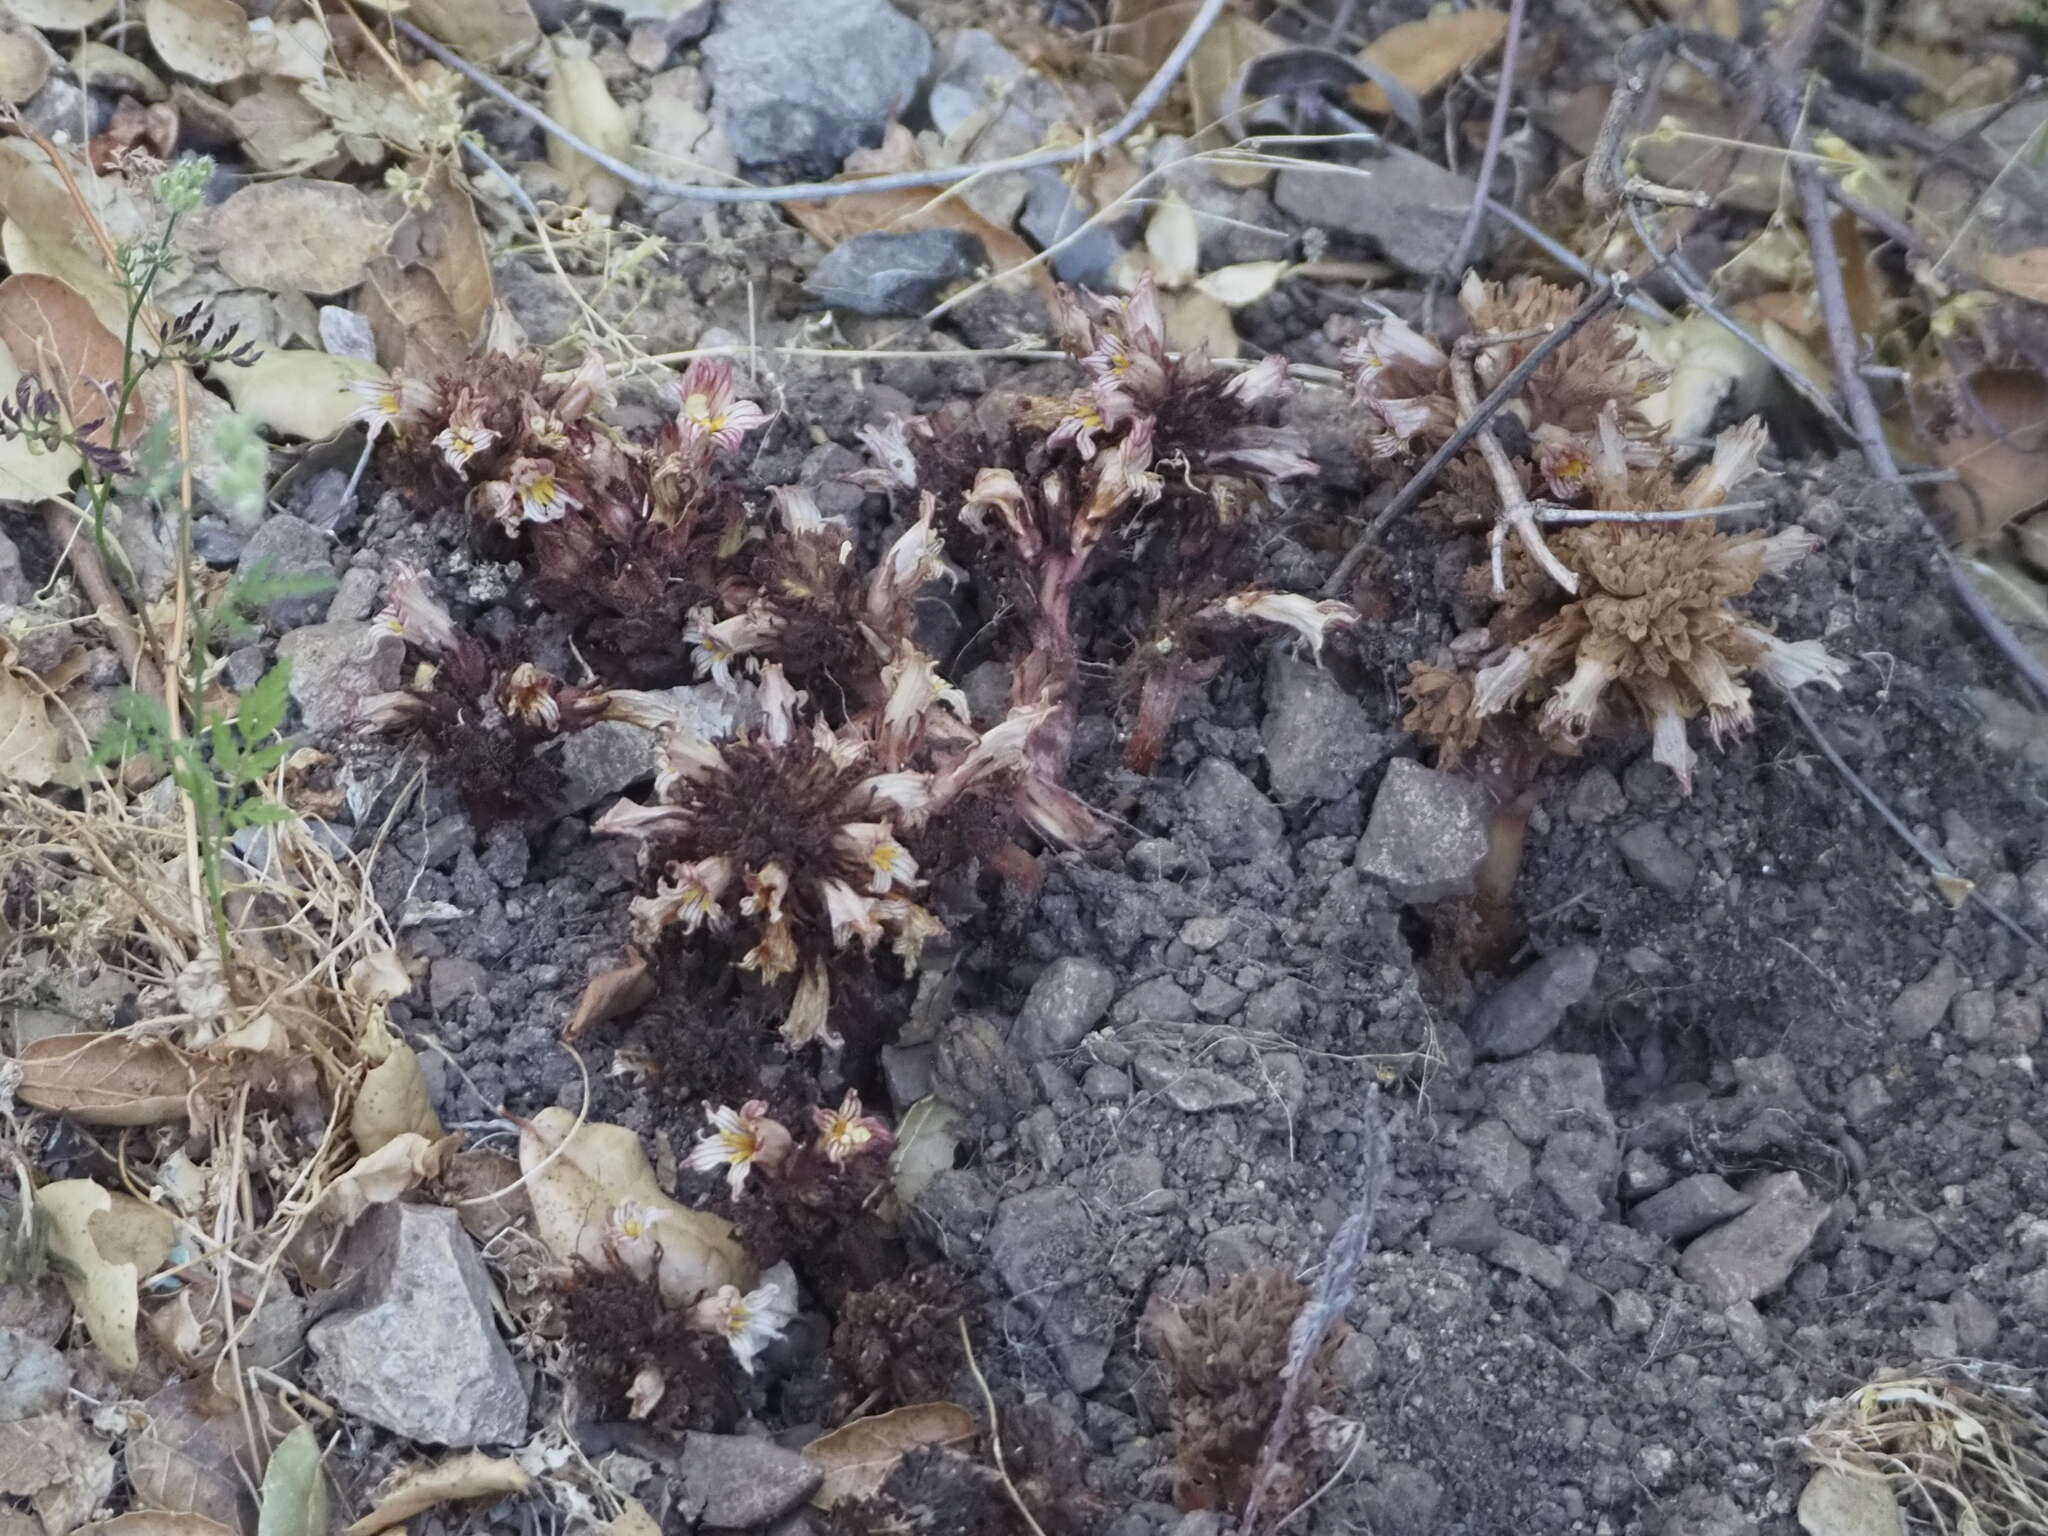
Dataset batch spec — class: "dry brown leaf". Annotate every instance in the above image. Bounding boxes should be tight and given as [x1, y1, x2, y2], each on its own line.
[0, 14, 57, 104]
[229, 80, 341, 174]
[1929, 368, 2048, 542]
[14, 1032, 218, 1124]
[1352, 10, 1508, 115]
[401, 0, 540, 70]
[1159, 286, 1237, 359]
[0, 273, 140, 449]
[783, 125, 1045, 297]
[144, 0, 251, 84]
[126, 1379, 245, 1530]
[804, 1403, 977, 1508]
[546, 37, 629, 215]
[10, 0, 119, 27]
[436, 1147, 529, 1242]
[323, 1131, 457, 1227]
[564, 948, 654, 1041]
[1186, 11, 1283, 184]
[351, 1038, 445, 1152]
[342, 1453, 533, 1536]
[404, 163, 494, 342]
[0, 640, 70, 785]
[90, 98, 180, 175]
[1545, 85, 1779, 214]
[71, 42, 169, 100]
[358, 255, 469, 380]
[0, 1412, 115, 1536]
[210, 178, 391, 295]
[35, 1181, 174, 1372]
[1980, 248, 2048, 305]
[219, 348, 383, 442]
[77, 1513, 238, 1536]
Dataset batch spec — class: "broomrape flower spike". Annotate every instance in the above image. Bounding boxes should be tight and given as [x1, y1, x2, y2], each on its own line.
[434, 408, 498, 474]
[508, 457, 576, 524]
[684, 1099, 793, 1198]
[675, 358, 770, 453]
[350, 376, 436, 441]
[812, 1090, 893, 1165]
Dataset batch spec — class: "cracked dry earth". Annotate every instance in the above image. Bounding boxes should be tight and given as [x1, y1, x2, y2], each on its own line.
[306, 386, 2048, 1536]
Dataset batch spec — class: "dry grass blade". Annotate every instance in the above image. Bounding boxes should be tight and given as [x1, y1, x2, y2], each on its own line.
[1801, 1364, 2048, 1534]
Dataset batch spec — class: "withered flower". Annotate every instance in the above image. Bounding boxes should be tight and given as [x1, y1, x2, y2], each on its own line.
[349, 375, 436, 441]
[507, 456, 576, 525]
[690, 1276, 794, 1375]
[812, 1090, 894, 1165]
[1201, 590, 1360, 663]
[433, 402, 498, 475]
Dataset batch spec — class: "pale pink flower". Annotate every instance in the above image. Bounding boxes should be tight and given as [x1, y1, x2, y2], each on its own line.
[349, 375, 436, 441]
[674, 358, 769, 453]
[684, 1099, 792, 1198]
[819, 877, 883, 950]
[507, 456, 576, 524]
[811, 1090, 894, 1165]
[834, 822, 919, 894]
[373, 562, 459, 654]
[690, 1275, 795, 1374]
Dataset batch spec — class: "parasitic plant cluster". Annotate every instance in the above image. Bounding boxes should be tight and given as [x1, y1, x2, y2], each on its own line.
[1353, 276, 1847, 790]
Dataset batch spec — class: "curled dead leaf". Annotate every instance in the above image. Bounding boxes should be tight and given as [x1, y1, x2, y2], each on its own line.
[14, 1032, 219, 1125]
[0, 15, 57, 105]
[400, 0, 540, 70]
[1351, 10, 1508, 114]
[209, 179, 391, 295]
[322, 1132, 458, 1228]
[351, 1038, 446, 1153]
[564, 948, 654, 1040]
[341, 1453, 532, 1536]
[804, 1403, 977, 1508]
[0, 273, 141, 450]
[546, 38, 630, 215]
[218, 349, 386, 440]
[35, 1180, 175, 1371]
[1924, 368, 2048, 542]
[0, 638, 74, 787]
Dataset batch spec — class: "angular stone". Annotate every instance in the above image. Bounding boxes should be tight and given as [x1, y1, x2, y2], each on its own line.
[1488, 1230, 1567, 1289]
[1457, 1118, 1531, 1199]
[1428, 1194, 1501, 1255]
[1473, 1052, 1607, 1145]
[1014, 957, 1118, 1060]
[1262, 653, 1381, 803]
[1272, 157, 1491, 278]
[806, 229, 985, 316]
[933, 1012, 1034, 1124]
[237, 514, 333, 626]
[277, 621, 402, 734]
[556, 683, 738, 812]
[1469, 945, 1599, 1060]
[678, 1433, 823, 1528]
[988, 1189, 1107, 1391]
[1860, 1214, 1938, 1261]
[1536, 1129, 1617, 1223]
[1676, 1172, 1828, 1307]
[1629, 1174, 1754, 1241]
[1134, 1052, 1257, 1112]
[1183, 757, 1286, 864]
[1356, 759, 1490, 903]
[1113, 975, 1197, 1026]
[702, 0, 931, 167]
[1888, 953, 1961, 1039]
[1616, 822, 1697, 897]
[306, 1204, 528, 1446]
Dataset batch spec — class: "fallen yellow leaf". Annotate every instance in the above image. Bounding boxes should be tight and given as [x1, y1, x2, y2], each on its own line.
[1352, 10, 1507, 115]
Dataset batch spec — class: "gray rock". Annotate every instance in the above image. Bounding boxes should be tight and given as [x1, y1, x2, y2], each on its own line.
[556, 683, 739, 812]
[1841, 1072, 1893, 1126]
[277, 621, 403, 734]
[806, 229, 986, 316]
[1428, 1194, 1502, 1255]
[326, 564, 382, 623]
[1469, 945, 1599, 1060]
[929, 28, 1053, 136]
[237, 515, 334, 627]
[191, 516, 248, 566]
[1952, 1289, 1999, 1354]
[1356, 1464, 1443, 1532]
[1488, 1230, 1567, 1289]
[1179, 915, 1231, 951]
[1201, 1224, 1270, 1281]
[989, 1188, 1109, 1391]
[881, 1041, 936, 1106]
[1081, 1064, 1131, 1101]
[1860, 1214, 1938, 1261]
[1629, 1174, 1754, 1241]
[1566, 767, 1626, 825]
[1134, 1051, 1257, 1112]
[1193, 974, 1245, 1017]
[1457, 1119, 1531, 1199]
[1356, 759, 1490, 903]
[1020, 169, 1123, 287]
[479, 823, 530, 887]
[429, 957, 487, 1012]
[1114, 975, 1197, 1025]
[1015, 957, 1118, 1060]
[702, 0, 931, 167]
[1537, 1129, 1617, 1223]
[2022, 859, 2048, 929]
[1262, 653, 1379, 803]
[1272, 157, 1491, 278]
[1621, 1148, 1672, 1197]
[1616, 822, 1697, 897]
[678, 1433, 822, 1528]
[307, 1204, 528, 1445]
[225, 644, 267, 692]
[1183, 757, 1286, 864]
[1475, 1052, 1607, 1145]
[1953, 988, 1995, 1044]
[933, 1012, 1034, 1124]
[1888, 954, 1961, 1040]
[0, 531, 26, 610]
[1243, 978, 1306, 1034]
[1675, 1172, 1828, 1306]
[0, 1327, 70, 1421]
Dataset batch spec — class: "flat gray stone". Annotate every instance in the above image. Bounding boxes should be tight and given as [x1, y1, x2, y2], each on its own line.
[1616, 822, 1697, 897]
[1629, 1174, 1754, 1241]
[1536, 1129, 1617, 1223]
[1469, 945, 1599, 1060]
[1135, 1051, 1258, 1112]
[1357, 759, 1490, 903]
[555, 683, 738, 813]
[1888, 954, 1961, 1040]
[988, 1189, 1109, 1391]
[806, 229, 985, 316]
[1488, 1230, 1567, 1290]
[1183, 757, 1286, 864]
[277, 621, 403, 735]
[1014, 957, 1118, 1060]
[1262, 653, 1380, 803]
[702, 0, 930, 167]
[678, 1433, 822, 1528]
[237, 514, 334, 627]
[1272, 157, 1492, 278]
[1676, 1172, 1828, 1307]
[307, 1204, 528, 1446]
[1457, 1118, 1531, 1199]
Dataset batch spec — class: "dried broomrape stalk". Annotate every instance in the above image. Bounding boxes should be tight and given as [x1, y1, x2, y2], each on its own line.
[1351, 276, 1847, 789]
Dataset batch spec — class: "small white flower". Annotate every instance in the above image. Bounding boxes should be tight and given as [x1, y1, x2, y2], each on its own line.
[674, 357, 770, 453]
[1222, 353, 1293, 405]
[683, 1099, 791, 1198]
[819, 877, 884, 950]
[373, 562, 459, 653]
[1471, 644, 1536, 717]
[433, 413, 498, 475]
[1741, 627, 1849, 693]
[782, 961, 839, 1050]
[811, 1089, 894, 1165]
[881, 649, 968, 750]
[769, 484, 828, 535]
[872, 495, 962, 614]
[1683, 416, 1769, 508]
[630, 856, 735, 941]
[508, 457, 576, 524]
[740, 919, 798, 982]
[856, 770, 933, 817]
[1538, 654, 1618, 743]
[690, 1274, 796, 1375]
[877, 897, 945, 969]
[607, 1199, 667, 1284]
[835, 821, 919, 894]
[740, 862, 789, 924]
[758, 662, 803, 746]
[349, 375, 435, 441]
[1343, 315, 1447, 391]
[654, 726, 729, 798]
[1633, 679, 1697, 795]
[855, 417, 920, 490]
[592, 799, 695, 841]
[498, 662, 560, 730]
[626, 1364, 665, 1420]
[1205, 591, 1358, 663]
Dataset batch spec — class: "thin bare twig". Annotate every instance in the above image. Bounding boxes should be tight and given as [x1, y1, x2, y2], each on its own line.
[1451, 334, 1580, 594]
[1239, 1085, 1392, 1534]
[1777, 686, 2043, 952]
[1321, 278, 1625, 599]
[395, 0, 1228, 205]
[958, 1317, 1050, 1536]
[1444, 0, 1528, 282]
